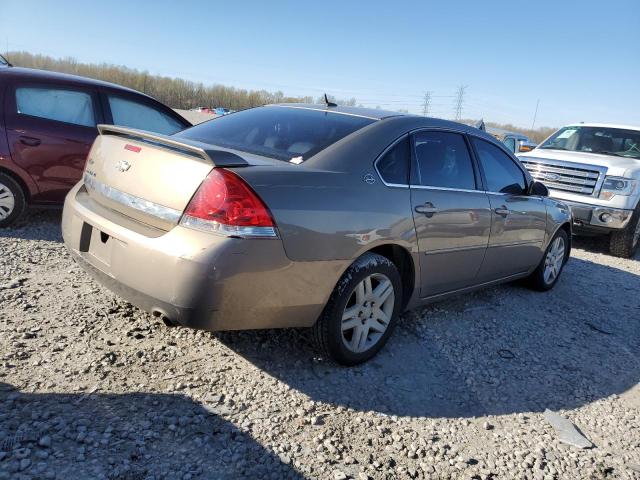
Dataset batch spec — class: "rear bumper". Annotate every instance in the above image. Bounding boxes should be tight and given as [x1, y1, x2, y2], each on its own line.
[561, 199, 633, 233]
[62, 183, 343, 331]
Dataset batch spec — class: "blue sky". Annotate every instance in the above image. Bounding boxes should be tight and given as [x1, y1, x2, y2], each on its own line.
[1, 0, 639, 128]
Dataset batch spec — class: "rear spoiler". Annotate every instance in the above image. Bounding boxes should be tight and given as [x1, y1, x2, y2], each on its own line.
[97, 124, 248, 167]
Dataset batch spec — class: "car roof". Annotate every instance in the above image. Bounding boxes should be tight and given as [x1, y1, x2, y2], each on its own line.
[0, 66, 146, 96]
[268, 103, 409, 120]
[566, 122, 640, 132]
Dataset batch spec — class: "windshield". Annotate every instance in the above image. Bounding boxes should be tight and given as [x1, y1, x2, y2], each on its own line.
[539, 126, 640, 159]
[176, 106, 376, 161]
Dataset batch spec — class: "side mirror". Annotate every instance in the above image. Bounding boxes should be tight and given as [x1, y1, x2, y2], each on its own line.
[518, 144, 534, 152]
[529, 180, 549, 197]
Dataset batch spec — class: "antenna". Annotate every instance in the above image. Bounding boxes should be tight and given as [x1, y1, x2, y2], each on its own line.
[531, 99, 540, 130]
[324, 93, 338, 108]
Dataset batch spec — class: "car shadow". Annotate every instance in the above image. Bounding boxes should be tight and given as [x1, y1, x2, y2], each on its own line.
[216, 255, 639, 419]
[0, 209, 62, 243]
[0, 382, 303, 479]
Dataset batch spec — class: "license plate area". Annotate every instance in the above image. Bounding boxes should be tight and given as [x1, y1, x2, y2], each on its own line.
[78, 222, 113, 267]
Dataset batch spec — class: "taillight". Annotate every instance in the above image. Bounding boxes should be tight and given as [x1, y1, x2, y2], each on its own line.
[180, 168, 277, 238]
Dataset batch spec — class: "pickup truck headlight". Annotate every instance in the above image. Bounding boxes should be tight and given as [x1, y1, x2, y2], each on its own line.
[599, 176, 637, 200]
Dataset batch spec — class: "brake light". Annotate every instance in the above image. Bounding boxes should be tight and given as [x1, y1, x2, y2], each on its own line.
[180, 169, 277, 238]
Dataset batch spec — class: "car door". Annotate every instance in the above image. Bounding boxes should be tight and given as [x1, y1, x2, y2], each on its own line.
[470, 136, 547, 280]
[409, 130, 492, 296]
[101, 92, 188, 135]
[4, 82, 101, 203]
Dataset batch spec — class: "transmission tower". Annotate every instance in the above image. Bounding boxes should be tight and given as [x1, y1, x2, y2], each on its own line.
[453, 85, 467, 121]
[422, 92, 432, 116]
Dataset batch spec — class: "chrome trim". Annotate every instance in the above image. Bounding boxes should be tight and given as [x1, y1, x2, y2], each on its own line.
[83, 174, 182, 223]
[180, 215, 278, 238]
[410, 185, 482, 194]
[520, 157, 608, 197]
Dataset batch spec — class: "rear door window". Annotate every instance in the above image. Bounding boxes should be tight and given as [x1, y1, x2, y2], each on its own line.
[178, 106, 376, 161]
[376, 137, 410, 185]
[107, 95, 184, 135]
[412, 131, 477, 190]
[16, 87, 96, 127]
[472, 137, 527, 194]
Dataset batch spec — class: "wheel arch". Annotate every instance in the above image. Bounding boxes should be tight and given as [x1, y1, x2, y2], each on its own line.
[366, 243, 416, 310]
[557, 222, 572, 261]
[0, 166, 31, 203]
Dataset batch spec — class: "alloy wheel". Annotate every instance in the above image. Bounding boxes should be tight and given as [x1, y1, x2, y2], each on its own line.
[0, 182, 15, 220]
[341, 273, 395, 353]
[543, 236, 565, 284]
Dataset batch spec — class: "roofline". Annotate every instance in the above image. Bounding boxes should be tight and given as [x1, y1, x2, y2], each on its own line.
[266, 104, 381, 121]
[566, 122, 640, 132]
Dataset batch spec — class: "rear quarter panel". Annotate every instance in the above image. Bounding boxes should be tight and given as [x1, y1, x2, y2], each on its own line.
[236, 165, 416, 263]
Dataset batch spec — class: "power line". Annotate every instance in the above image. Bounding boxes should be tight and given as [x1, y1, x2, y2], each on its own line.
[453, 85, 467, 121]
[422, 91, 432, 116]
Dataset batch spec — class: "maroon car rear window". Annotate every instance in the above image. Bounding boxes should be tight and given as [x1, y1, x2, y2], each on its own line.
[176, 106, 375, 161]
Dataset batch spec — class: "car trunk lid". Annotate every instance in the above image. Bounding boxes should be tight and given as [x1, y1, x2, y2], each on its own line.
[84, 125, 249, 230]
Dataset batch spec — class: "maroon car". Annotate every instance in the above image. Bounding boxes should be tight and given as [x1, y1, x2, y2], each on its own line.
[0, 66, 191, 227]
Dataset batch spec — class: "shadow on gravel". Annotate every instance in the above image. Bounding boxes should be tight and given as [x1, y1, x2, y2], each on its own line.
[217, 256, 640, 419]
[573, 235, 640, 260]
[0, 382, 303, 479]
[0, 210, 62, 243]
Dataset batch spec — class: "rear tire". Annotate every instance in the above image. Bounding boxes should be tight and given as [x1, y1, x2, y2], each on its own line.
[525, 229, 569, 291]
[609, 205, 640, 258]
[312, 253, 402, 366]
[0, 173, 26, 228]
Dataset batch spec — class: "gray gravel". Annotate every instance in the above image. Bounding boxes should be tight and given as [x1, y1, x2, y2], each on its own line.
[1, 210, 639, 480]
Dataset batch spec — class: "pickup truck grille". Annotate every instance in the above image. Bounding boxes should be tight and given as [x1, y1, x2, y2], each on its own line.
[520, 159, 603, 196]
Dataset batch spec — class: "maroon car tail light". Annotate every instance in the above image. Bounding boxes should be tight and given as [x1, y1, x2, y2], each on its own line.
[180, 168, 277, 238]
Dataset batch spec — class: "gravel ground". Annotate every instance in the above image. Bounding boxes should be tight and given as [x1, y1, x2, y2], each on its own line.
[1, 210, 639, 480]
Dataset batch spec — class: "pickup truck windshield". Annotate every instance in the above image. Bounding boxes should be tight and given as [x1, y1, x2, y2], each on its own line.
[177, 106, 375, 161]
[540, 126, 640, 159]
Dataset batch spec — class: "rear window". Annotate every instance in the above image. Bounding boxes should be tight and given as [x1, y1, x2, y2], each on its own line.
[176, 106, 376, 161]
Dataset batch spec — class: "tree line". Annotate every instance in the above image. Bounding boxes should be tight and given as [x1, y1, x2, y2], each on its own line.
[7, 51, 320, 111]
[7, 51, 554, 141]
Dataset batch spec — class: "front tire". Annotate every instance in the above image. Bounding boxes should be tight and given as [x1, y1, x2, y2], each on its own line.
[526, 229, 569, 291]
[0, 173, 26, 228]
[609, 205, 640, 258]
[312, 253, 402, 366]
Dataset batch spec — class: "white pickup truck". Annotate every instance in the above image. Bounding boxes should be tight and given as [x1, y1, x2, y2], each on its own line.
[519, 123, 640, 258]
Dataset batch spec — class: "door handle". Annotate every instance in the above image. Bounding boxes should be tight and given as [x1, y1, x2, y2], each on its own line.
[19, 136, 41, 147]
[415, 202, 439, 217]
[494, 206, 510, 217]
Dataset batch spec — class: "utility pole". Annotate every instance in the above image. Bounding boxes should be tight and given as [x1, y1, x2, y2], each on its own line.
[531, 99, 540, 130]
[454, 85, 467, 121]
[422, 91, 432, 116]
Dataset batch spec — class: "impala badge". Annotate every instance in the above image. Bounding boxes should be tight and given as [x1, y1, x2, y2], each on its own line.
[116, 160, 131, 172]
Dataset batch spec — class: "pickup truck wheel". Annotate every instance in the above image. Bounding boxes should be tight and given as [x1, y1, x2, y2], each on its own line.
[526, 229, 569, 291]
[609, 206, 640, 258]
[0, 173, 26, 228]
[312, 253, 402, 366]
